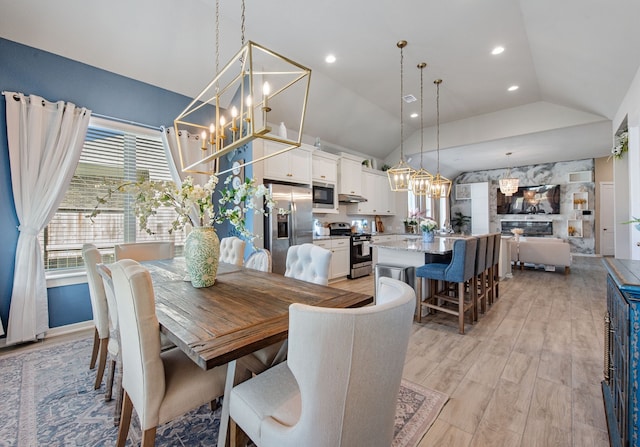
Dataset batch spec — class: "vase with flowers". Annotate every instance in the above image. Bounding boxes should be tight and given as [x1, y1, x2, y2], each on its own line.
[89, 174, 275, 288]
[610, 131, 628, 160]
[420, 217, 438, 243]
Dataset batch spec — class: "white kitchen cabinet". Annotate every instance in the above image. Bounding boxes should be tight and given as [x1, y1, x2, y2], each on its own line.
[263, 142, 312, 185]
[312, 151, 339, 183]
[470, 182, 490, 234]
[338, 153, 363, 196]
[313, 238, 349, 280]
[371, 234, 397, 266]
[348, 170, 395, 215]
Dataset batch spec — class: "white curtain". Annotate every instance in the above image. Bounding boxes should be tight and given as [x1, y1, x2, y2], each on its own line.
[161, 126, 213, 226]
[3, 92, 91, 345]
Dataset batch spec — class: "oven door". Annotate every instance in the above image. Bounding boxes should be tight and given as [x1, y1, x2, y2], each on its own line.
[349, 237, 372, 279]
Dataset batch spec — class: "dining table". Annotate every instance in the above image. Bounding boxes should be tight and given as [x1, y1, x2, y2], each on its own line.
[143, 257, 374, 447]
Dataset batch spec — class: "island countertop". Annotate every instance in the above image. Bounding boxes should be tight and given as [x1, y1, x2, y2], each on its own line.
[372, 236, 460, 255]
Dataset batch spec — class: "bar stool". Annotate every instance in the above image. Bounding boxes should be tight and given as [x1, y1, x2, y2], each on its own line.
[473, 235, 487, 321]
[415, 237, 478, 334]
[484, 234, 495, 310]
[491, 233, 502, 304]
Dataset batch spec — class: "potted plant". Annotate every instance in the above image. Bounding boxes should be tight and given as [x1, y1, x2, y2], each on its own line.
[451, 211, 471, 234]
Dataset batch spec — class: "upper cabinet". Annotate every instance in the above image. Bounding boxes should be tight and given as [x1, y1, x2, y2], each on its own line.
[338, 154, 363, 196]
[348, 169, 396, 216]
[263, 142, 313, 185]
[312, 151, 339, 184]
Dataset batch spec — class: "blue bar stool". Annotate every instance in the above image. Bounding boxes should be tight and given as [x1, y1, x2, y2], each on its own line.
[473, 235, 488, 321]
[415, 237, 478, 334]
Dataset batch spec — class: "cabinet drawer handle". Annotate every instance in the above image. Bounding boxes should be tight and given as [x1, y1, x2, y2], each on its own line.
[321, 175, 326, 178]
[287, 173, 293, 177]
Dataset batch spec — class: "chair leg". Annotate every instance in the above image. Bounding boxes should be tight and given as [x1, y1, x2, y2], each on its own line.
[116, 392, 133, 447]
[230, 418, 250, 447]
[113, 360, 123, 426]
[565, 266, 570, 275]
[458, 282, 465, 335]
[90, 328, 100, 369]
[415, 277, 422, 322]
[141, 427, 157, 447]
[94, 338, 109, 389]
[105, 358, 116, 401]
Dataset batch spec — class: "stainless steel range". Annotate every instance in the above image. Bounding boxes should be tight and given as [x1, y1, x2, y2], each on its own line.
[328, 222, 372, 279]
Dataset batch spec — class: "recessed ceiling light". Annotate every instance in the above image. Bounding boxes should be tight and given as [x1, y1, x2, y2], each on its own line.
[325, 54, 336, 64]
[508, 85, 519, 92]
[410, 113, 418, 118]
[491, 46, 505, 55]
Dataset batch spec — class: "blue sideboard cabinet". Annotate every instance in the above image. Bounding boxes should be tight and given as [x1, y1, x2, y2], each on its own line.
[603, 258, 640, 447]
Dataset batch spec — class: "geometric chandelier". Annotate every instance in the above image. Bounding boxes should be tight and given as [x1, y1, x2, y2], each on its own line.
[499, 151, 519, 196]
[410, 62, 433, 196]
[387, 40, 417, 192]
[174, 0, 311, 176]
[426, 79, 452, 198]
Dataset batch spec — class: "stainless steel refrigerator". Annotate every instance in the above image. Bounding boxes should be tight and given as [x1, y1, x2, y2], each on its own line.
[264, 183, 313, 275]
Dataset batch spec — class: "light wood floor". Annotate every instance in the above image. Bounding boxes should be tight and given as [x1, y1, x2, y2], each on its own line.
[330, 256, 609, 447]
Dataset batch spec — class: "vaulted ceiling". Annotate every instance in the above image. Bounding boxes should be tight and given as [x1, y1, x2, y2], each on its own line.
[2, 0, 639, 178]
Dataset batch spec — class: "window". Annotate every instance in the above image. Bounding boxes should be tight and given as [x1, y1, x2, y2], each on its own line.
[40, 118, 185, 271]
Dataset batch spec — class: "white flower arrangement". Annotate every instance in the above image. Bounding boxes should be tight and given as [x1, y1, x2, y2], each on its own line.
[89, 174, 275, 242]
[611, 131, 628, 160]
[420, 217, 438, 233]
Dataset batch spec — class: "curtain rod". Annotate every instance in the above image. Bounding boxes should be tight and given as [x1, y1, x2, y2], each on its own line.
[91, 113, 163, 132]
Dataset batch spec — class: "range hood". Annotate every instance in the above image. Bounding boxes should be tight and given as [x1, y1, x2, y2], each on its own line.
[338, 193, 368, 203]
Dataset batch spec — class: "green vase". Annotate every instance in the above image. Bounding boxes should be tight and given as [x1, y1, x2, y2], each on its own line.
[184, 227, 220, 288]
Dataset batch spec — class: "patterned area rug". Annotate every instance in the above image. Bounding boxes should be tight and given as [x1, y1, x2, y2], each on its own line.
[0, 337, 447, 446]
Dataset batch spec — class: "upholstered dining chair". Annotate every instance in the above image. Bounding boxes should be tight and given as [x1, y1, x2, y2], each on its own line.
[491, 233, 502, 304]
[220, 236, 246, 266]
[244, 248, 272, 272]
[82, 244, 118, 392]
[415, 237, 478, 334]
[484, 234, 495, 308]
[228, 277, 415, 447]
[114, 241, 175, 262]
[284, 243, 332, 286]
[110, 260, 231, 447]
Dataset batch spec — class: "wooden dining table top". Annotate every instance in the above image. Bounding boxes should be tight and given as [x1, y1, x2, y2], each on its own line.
[143, 257, 374, 370]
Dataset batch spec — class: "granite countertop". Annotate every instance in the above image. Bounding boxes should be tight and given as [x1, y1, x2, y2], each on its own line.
[372, 236, 457, 255]
[312, 235, 350, 241]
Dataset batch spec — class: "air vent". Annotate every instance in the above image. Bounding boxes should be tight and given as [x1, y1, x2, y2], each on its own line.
[403, 94, 417, 103]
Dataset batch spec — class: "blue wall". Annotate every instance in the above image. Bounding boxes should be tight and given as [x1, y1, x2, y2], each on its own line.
[0, 38, 240, 334]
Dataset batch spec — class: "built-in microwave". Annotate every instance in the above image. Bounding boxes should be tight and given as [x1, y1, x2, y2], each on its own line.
[312, 183, 335, 209]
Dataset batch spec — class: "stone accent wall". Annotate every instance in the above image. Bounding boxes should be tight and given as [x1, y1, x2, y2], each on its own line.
[452, 159, 595, 254]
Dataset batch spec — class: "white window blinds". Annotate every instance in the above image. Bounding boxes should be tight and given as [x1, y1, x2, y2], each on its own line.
[40, 119, 185, 270]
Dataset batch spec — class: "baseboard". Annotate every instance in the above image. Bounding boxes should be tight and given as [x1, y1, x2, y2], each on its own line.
[45, 321, 93, 338]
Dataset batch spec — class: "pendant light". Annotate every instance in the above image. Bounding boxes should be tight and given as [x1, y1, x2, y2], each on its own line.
[499, 152, 519, 196]
[410, 62, 433, 195]
[427, 79, 451, 198]
[387, 40, 416, 191]
[174, 0, 311, 175]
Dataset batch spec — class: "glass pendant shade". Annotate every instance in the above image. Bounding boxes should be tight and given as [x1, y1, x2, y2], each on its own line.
[499, 176, 519, 196]
[499, 153, 519, 196]
[411, 168, 433, 196]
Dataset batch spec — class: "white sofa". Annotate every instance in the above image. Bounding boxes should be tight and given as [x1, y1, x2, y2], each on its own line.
[509, 237, 572, 274]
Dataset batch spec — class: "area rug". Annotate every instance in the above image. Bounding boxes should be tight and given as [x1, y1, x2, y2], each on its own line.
[0, 337, 448, 446]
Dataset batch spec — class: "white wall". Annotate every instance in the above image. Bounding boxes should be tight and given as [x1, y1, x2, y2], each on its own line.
[613, 65, 640, 260]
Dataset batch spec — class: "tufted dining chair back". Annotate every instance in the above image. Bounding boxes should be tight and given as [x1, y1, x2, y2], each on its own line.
[114, 241, 174, 262]
[82, 244, 111, 390]
[284, 243, 332, 286]
[228, 277, 415, 447]
[244, 248, 272, 272]
[110, 260, 228, 446]
[219, 236, 246, 266]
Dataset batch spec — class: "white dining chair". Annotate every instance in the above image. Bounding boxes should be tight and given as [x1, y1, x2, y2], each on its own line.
[114, 241, 174, 262]
[110, 259, 233, 447]
[284, 243, 332, 286]
[228, 277, 415, 447]
[82, 244, 118, 392]
[220, 236, 246, 266]
[244, 248, 272, 272]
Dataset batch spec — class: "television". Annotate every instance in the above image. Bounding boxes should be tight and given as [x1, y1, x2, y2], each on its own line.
[496, 184, 561, 215]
